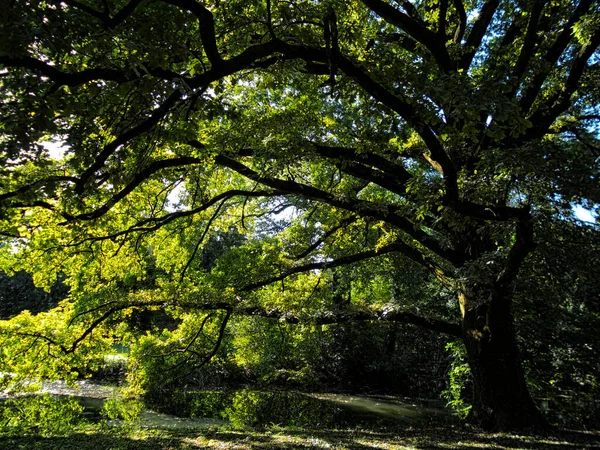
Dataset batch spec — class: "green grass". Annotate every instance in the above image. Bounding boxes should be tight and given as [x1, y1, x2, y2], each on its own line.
[1, 424, 599, 449]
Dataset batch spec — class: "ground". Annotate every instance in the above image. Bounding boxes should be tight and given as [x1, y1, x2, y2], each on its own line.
[1, 426, 599, 449]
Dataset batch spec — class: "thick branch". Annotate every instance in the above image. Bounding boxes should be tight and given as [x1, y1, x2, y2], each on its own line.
[312, 144, 412, 185]
[75, 90, 184, 193]
[494, 219, 536, 293]
[508, 0, 546, 94]
[0, 55, 131, 88]
[438, 0, 448, 38]
[518, 0, 593, 115]
[161, 0, 222, 67]
[242, 240, 436, 291]
[524, 28, 600, 140]
[452, 0, 467, 43]
[361, 0, 454, 72]
[215, 154, 462, 265]
[70, 156, 203, 222]
[236, 305, 462, 337]
[459, 0, 500, 70]
[310, 51, 456, 190]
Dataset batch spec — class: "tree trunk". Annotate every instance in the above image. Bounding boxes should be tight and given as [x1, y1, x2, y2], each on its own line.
[460, 288, 547, 431]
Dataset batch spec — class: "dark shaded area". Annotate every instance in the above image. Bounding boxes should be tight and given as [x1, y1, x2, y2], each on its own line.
[0, 434, 192, 450]
[1, 426, 599, 449]
[0, 270, 68, 319]
[146, 389, 454, 431]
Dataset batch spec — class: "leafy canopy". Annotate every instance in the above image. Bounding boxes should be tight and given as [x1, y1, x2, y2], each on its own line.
[0, 0, 598, 399]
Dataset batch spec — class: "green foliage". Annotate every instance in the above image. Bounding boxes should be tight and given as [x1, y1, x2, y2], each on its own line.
[1, 0, 599, 430]
[102, 397, 143, 423]
[0, 394, 85, 437]
[0, 270, 68, 319]
[515, 220, 600, 427]
[442, 341, 472, 419]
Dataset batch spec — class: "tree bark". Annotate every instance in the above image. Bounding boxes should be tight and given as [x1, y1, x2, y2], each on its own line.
[460, 287, 547, 431]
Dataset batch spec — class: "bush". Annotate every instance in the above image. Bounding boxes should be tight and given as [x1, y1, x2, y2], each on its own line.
[0, 394, 85, 436]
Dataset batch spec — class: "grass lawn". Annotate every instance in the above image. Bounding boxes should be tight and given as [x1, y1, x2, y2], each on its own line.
[2, 425, 599, 449]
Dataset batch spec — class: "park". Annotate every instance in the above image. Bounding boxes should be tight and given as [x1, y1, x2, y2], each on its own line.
[1, 0, 599, 447]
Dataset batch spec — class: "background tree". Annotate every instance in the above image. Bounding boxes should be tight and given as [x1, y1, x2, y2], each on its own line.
[1, 0, 599, 431]
[0, 271, 68, 319]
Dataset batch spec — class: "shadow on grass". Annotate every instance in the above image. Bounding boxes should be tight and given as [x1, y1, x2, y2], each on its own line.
[186, 426, 600, 449]
[2, 426, 599, 449]
[0, 433, 193, 450]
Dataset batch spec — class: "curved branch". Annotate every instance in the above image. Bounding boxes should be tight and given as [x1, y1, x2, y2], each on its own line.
[0, 55, 130, 88]
[239, 305, 462, 337]
[312, 143, 412, 185]
[180, 198, 228, 281]
[242, 240, 443, 292]
[161, 0, 222, 67]
[145, 313, 214, 358]
[66, 301, 166, 353]
[360, 0, 454, 72]
[62, 189, 287, 244]
[48, 0, 144, 29]
[69, 156, 204, 222]
[278, 42, 455, 192]
[176, 309, 232, 377]
[0, 176, 79, 202]
[518, 0, 593, 115]
[215, 154, 461, 265]
[75, 90, 185, 194]
[291, 216, 358, 260]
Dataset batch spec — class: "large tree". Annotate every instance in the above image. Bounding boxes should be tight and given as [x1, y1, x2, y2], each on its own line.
[1, 0, 599, 431]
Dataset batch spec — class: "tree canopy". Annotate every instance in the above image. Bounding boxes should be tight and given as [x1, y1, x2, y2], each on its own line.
[1, 0, 599, 431]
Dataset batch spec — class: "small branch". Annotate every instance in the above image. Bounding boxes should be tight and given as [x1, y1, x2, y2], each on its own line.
[242, 240, 440, 292]
[75, 90, 185, 194]
[145, 313, 214, 358]
[175, 309, 232, 379]
[69, 156, 204, 222]
[68, 300, 120, 326]
[451, 0, 467, 43]
[291, 217, 358, 260]
[180, 198, 228, 282]
[11, 332, 69, 354]
[108, 0, 144, 29]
